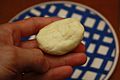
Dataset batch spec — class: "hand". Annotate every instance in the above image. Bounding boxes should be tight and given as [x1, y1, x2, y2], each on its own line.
[0, 17, 87, 80]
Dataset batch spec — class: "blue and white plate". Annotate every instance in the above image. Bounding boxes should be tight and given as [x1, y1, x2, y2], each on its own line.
[9, 1, 119, 80]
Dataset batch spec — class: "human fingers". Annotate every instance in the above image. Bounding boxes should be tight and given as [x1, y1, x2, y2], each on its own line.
[21, 43, 86, 69]
[0, 17, 62, 45]
[40, 66, 73, 80]
[45, 53, 87, 69]
[20, 41, 86, 69]
[5, 17, 62, 37]
[21, 66, 73, 80]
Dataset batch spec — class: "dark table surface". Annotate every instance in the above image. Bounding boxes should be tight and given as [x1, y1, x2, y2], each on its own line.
[0, 0, 119, 80]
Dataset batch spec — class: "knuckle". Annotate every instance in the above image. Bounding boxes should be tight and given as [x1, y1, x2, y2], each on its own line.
[0, 27, 12, 37]
[32, 49, 45, 64]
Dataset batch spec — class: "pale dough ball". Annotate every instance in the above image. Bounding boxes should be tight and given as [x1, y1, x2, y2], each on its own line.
[36, 18, 84, 55]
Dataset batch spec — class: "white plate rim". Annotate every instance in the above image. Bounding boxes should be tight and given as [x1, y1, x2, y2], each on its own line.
[9, 1, 119, 80]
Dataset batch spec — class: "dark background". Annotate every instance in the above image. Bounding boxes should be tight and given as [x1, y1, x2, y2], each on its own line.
[0, 0, 119, 80]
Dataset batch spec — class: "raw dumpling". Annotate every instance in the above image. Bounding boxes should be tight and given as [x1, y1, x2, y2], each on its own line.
[36, 18, 84, 55]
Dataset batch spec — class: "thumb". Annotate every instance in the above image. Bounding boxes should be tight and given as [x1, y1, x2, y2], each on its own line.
[15, 47, 49, 73]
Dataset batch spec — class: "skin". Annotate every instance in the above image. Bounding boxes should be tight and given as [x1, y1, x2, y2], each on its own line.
[0, 17, 87, 80]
